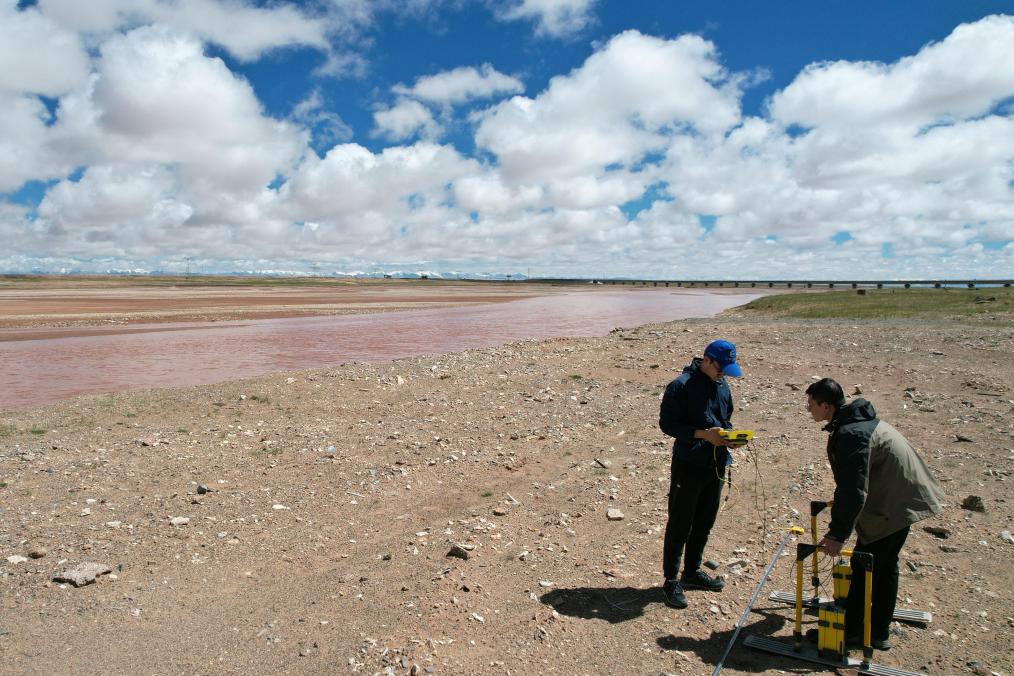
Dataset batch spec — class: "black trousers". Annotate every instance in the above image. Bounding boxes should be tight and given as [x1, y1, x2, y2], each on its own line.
[845, 525, 910, 641]
[662, 458, 725, 580]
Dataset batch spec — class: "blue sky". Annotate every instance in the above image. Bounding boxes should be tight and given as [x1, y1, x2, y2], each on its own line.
[1, 0, 1013, 278]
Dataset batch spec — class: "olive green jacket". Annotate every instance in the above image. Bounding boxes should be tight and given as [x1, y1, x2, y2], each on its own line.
[825, 399, 945, 544]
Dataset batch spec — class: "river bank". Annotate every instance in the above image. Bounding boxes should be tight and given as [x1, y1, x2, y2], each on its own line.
[1, 316, 1012, 675]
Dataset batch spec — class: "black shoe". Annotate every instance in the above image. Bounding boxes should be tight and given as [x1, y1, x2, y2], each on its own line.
[844, 626, 892, 650]
[866, 636, 891, 651]
[662, 579, 688, 609]
[680, 569, 725, 591]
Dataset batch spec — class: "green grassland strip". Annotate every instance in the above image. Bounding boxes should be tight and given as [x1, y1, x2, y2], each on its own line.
[734, 287, 1013, 322]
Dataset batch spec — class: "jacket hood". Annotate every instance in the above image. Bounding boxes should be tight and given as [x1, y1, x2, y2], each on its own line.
[682, 358, 703, 376]
[832, 397, 878, 427]
[682, 357, 721, 384]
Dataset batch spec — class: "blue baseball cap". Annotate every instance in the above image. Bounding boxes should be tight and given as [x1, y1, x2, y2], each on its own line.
[704, 339, 742, 377]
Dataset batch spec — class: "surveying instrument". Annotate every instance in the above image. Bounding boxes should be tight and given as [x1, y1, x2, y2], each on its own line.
[766, 500, 932, 625]
[742, 500, 928, 675]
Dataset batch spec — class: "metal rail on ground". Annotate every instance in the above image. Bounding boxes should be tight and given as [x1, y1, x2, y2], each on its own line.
[711, 526, 803, 676]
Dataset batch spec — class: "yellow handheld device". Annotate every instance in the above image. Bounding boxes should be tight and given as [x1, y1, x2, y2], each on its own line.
[718, 429, 754, 445]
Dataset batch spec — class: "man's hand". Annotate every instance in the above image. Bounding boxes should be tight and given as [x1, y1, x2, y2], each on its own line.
[696, 427, 726, 446]
[819, 536, 844, 556]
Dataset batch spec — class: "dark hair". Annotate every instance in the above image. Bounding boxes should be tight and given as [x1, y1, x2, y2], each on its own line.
[805, 378, 845, 408]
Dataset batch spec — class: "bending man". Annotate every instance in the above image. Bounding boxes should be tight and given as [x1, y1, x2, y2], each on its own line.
[806, 377, 944, 650]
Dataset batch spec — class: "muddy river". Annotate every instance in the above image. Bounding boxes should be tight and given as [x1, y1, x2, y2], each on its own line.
[1, 289, 761, 409]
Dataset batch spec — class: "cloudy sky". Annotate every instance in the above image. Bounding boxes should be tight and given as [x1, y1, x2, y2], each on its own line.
[2, 0, 1013, 278]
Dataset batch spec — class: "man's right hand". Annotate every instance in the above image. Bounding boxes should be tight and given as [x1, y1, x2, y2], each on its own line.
[696, 427, 726, 446]
[820, 536, 844, 556]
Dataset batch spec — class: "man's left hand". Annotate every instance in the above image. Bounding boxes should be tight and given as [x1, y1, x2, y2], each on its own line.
[819, 536, 844, 556]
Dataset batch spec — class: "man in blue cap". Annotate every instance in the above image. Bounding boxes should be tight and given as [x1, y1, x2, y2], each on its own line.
[658, 339, 743, 609]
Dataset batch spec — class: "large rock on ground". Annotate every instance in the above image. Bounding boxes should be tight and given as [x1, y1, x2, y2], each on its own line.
[53, 562, 112, 587]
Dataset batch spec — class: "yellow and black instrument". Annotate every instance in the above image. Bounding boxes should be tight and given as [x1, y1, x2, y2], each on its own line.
[740, 500, 926, 676]
[717, 428, 753, 447]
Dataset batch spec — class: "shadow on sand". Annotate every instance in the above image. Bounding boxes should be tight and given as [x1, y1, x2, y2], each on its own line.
[539, 585, 661, 623]
[656, 608, 816, 674]
[541, 587, 814, 674]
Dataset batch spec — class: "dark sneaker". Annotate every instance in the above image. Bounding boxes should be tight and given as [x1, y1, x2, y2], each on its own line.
[662, 579, 688, 609]
[680, 569, 725, 592]
[843, 628, 892, 650]
[867, 636, 891, 651]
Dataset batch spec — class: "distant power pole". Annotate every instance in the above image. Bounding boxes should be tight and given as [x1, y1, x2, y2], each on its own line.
[185, 257, 192, 280]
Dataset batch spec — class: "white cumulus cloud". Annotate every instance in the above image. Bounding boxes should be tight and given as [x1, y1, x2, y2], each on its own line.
[0, 1, 91, 96]
[498, 0, 597, 38]
[476, 29, 741, 185]
[636, 15, 1014, 278]
[373, 99, 443, 141]
[37, 0, 329, 61]
[769, 14, 1014, 131]
[393, 64, 524, 106]
[73, 26, 307, 190]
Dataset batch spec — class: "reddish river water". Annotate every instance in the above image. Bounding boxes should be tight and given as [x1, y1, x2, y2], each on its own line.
[0, 289, 761, 410]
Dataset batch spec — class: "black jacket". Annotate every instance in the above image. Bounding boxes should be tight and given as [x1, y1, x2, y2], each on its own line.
[824, 398, 944, 543]
[659, 359, 734, 468]
[824, 399, 878, 541]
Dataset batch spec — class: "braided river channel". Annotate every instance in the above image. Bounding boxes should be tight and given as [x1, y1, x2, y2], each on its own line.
[0, 289, 762, 410]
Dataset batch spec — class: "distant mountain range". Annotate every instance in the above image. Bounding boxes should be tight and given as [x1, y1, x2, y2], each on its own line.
[13, 268, 534, 280]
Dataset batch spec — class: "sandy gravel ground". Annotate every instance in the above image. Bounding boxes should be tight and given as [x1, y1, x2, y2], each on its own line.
[1, 316, 1012, 675]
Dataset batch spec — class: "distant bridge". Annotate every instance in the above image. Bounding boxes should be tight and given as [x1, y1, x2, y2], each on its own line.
[580, 279, 1013, 289]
